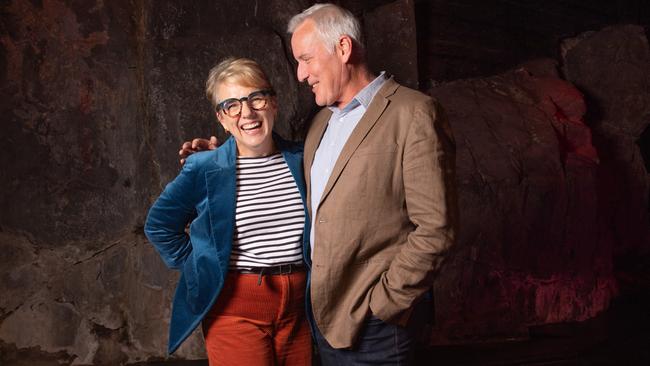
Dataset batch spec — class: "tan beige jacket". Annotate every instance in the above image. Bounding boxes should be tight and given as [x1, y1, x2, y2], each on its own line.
[305, 78, 458, 349]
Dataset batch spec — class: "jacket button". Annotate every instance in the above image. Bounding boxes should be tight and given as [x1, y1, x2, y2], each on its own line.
[318, 218, 326, 223]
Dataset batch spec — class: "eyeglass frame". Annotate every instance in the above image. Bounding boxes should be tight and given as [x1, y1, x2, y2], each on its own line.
[215, 89, 276, 117]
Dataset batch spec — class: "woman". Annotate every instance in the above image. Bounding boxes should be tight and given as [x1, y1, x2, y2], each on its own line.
[144, 57, 311, 365]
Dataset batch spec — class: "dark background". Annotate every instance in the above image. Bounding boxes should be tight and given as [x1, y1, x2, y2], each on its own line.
[1, 0, 649, 364]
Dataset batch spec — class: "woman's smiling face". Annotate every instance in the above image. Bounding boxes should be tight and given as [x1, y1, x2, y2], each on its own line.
[216, 82, 277, 157]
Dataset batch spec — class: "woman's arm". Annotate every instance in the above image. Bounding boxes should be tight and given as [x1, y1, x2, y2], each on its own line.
[144, 157, 201, 269]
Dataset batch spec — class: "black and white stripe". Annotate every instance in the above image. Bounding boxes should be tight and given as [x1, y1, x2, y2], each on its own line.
[230, 153, 305, 269]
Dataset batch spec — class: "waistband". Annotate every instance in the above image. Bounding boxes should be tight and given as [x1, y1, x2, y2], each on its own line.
[230, 263, 305, 285]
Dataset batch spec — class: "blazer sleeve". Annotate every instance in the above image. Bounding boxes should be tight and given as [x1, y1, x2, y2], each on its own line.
[144, 157, 201, 270]
[370, 98, 458, 323]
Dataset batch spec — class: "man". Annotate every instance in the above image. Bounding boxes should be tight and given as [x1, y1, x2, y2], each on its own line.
[181, 4, 457, 364]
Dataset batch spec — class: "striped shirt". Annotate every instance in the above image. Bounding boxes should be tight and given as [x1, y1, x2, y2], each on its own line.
[230, 153, 305, 269]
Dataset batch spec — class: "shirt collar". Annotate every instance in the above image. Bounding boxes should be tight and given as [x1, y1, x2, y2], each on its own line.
[329, 71, 388, 113]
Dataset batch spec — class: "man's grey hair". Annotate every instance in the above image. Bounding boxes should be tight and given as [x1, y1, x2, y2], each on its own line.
[287, 3, 363, 53]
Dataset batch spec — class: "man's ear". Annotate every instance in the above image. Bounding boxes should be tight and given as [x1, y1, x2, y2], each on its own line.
[337, 35, 353, 63]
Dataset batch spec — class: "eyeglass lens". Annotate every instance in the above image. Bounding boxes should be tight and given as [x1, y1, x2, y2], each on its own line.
[221, 91, 270, 117]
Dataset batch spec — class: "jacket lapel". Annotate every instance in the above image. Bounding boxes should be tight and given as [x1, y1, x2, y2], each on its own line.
[205, 137, 237, 268]
[317, 79, 399, 208]
[304, 108, 333, 214]
[278, 135, 307, 204]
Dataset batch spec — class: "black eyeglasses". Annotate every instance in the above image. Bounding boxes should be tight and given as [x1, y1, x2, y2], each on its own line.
[216, 89, 275, 117]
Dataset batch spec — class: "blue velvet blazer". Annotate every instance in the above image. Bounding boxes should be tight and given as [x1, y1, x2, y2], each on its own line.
[144, 134, 310, 354]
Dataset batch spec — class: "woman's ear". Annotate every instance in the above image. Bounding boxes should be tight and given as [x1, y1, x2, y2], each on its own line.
[216, 111, 229, 133]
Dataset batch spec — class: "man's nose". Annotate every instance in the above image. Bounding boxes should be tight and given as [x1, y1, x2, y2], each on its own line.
[296, 62, 308, 83]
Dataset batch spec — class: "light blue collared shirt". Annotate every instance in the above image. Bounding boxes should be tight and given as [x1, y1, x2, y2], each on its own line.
[310, 72, 387, 255]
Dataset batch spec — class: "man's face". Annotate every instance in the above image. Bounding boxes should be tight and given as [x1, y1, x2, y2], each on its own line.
[291, 20, 345, 107]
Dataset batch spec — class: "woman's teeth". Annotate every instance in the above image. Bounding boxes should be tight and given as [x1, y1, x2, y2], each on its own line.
[241, 122, 262, 131]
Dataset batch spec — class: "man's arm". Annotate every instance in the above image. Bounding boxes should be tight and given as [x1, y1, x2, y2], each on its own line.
[179, 136, 218, 164]
[369, 99, 458, 323]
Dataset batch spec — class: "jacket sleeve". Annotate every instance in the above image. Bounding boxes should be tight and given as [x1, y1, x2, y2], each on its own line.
[144, 157, 201, 269]
[369, 98, 458, 323]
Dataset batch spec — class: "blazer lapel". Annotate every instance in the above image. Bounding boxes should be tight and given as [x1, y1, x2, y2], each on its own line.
[304, 108, 332, 215]
[279, 137, 306, 204]
[317, 79, 399, 207]
[205, 137, 237, 268]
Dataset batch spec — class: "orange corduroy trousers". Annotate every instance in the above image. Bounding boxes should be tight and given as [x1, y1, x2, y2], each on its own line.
[202, 270, 312, 365]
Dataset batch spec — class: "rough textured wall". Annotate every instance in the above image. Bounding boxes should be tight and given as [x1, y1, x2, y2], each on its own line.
[0, 0, 179, 364]
[365, 0, 419, 88]
[429, 60, 609, 341]
[427, 25, 650, 343]
[561, 25, 650, 259]
[416, 0, 650, 83]
[0, 0, 140, 250]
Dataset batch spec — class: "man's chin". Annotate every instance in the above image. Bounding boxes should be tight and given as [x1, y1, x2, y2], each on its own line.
[311, 93, 327, 107]
[314, 98, 329, 107]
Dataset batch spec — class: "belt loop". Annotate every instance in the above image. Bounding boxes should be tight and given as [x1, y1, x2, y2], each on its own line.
[257, 267, 265, 286]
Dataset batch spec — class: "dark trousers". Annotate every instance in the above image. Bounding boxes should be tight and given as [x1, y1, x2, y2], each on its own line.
[312, 310, 425, 366]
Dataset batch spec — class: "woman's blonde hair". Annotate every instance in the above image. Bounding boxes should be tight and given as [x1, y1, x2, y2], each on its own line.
[205, 57, 272, 108]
